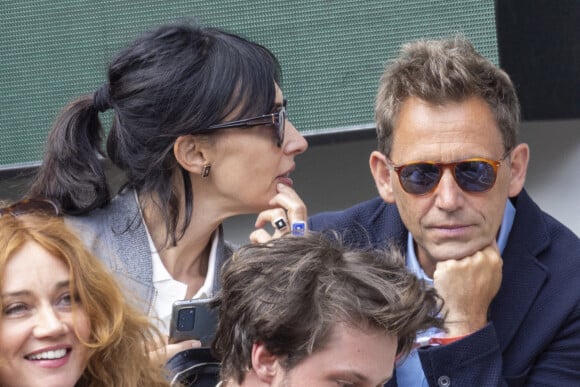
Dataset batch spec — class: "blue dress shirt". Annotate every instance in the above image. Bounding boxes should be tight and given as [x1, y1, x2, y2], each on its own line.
[396, 200, 516, 386]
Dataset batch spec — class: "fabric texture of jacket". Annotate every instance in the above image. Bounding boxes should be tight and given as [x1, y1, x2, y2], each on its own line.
[309, 189, 580, 386]
[66, 189, 232, 315]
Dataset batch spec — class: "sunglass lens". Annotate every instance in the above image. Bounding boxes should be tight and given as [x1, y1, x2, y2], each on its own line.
[399, 163, 441, 194]
[0, 199, 60, 217]
[276, 107, 286, 146]
[455, 161, 496, 192]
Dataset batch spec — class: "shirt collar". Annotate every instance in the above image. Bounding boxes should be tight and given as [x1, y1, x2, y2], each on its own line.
[193, 230, 220, 298]
[150, 229, 220, 296]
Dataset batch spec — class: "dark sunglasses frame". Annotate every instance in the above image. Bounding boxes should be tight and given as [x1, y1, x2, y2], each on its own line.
[205, 100, 287, 147]
[0, 199, 60, 217]
[388, 150, 512, 195]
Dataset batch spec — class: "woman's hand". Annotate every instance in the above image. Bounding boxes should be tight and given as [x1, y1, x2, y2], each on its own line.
[250, 183, 308, 243]
[149, 335, 202, 366]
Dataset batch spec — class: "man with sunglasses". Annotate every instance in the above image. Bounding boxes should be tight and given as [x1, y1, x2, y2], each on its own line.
[309, 36, 580, 386]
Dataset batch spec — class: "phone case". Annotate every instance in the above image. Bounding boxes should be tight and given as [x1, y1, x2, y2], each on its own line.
[168, 298, 218, 346]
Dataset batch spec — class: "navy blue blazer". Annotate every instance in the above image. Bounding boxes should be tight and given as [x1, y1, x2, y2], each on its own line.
[309, 190, 580, 386]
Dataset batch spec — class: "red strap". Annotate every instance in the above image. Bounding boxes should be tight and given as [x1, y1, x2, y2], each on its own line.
[428, 335, 467, 345]
[415, 334, 468, 348]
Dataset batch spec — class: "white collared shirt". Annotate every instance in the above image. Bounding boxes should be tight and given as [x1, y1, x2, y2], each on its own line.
[146, 227, 219, 335]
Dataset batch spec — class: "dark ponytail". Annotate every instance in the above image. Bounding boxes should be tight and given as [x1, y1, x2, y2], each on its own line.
[28, 94, 109, 214]
[28, 20, 280, 246]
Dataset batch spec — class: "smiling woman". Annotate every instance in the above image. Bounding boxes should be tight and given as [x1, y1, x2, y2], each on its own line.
[0, 211, 169, 387]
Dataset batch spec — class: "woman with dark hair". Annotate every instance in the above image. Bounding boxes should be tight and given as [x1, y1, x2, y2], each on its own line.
[27, 21, 308, 358]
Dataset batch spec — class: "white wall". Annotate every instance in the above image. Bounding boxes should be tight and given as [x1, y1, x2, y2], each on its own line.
[519, 119, 580, 233]
[1, 120, 577, 245]
[224, 119, 580, 245]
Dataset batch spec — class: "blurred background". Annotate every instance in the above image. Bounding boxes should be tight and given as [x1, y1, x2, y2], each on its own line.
[1, 0, 578, 243]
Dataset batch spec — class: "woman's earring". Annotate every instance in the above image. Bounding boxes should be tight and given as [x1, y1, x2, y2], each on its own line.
[201, 163, 211, 178]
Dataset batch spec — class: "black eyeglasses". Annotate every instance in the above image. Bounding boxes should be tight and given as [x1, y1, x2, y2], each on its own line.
[387, 150, 511, 195]
[206, 100, 287, 147]
[0, 199, 60, 217]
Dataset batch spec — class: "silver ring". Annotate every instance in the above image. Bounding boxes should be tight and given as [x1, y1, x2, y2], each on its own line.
[273, 217, 288, 231]
[291, 221, 306, 236]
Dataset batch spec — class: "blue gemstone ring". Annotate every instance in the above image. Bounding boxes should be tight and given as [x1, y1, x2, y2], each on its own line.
[291, 221, 306, 236]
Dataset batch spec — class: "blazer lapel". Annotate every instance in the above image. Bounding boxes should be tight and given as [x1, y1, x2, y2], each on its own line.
[108, 190, 156, 310]
[212, 225, 232, 295]
[489, 191, 550, 351]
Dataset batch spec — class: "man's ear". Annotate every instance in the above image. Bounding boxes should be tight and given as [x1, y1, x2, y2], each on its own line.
[173, 135, 209, 176]
[507, 143, 530, 197]
[250, 342, 279, 383]
[370, 151, 396, 203]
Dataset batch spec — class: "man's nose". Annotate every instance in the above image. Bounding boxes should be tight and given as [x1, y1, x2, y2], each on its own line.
[434, 168, 464, 211]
